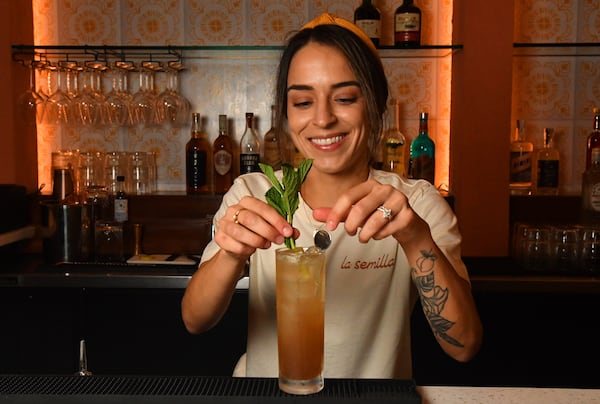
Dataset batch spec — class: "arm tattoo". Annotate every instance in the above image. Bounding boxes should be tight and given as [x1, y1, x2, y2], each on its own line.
[412, 249, 464, 348]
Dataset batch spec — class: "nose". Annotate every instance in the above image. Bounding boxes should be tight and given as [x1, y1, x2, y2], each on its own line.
[313, 99, 336, 128]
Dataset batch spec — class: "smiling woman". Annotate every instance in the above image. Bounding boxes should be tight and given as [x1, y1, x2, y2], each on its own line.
[182, 12, 482, 381]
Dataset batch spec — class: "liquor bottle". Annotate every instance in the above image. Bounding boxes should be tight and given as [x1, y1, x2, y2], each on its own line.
[263, 105, 282, 170]
[185, 112, 211, 194]
[394, 0, 421, 48]
[509, 119, 534, 195]
[114, 175, 128, 222]
[582, 148, 600, 224]
[382, 98, 407, 176]
[533, 128, 559, 195]
[213, 114, 234, 194]
[586, 107, 600, 170]
[409, 112, 435, 184]
[239, 112, 261, 174]
[354, 0, 381, 48]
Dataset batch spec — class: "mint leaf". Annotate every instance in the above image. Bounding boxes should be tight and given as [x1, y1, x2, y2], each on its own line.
[259, 159, 313, 249]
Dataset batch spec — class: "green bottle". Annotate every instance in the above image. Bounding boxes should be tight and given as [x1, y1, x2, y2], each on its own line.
[409, 112, 435, 184]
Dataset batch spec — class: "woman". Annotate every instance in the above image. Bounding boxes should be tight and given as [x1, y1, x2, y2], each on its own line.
[182, 13, 482, 379]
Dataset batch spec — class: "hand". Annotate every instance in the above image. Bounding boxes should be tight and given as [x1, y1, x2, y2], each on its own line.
[313, 179, 430, 246]
[213, 196, 296, 259]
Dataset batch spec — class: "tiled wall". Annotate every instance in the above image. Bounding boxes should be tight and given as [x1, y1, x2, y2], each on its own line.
[513, 0, 600, 194]
[31, 0, 453, 192]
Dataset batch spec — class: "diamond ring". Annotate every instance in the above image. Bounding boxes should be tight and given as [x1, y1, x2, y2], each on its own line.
[377, 205, 393, 221]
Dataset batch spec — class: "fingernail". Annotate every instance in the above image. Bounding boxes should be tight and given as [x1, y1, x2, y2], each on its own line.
[326, 221, 337, 231]
[282, 226, 293, 237]
[275, 235, 285, 244]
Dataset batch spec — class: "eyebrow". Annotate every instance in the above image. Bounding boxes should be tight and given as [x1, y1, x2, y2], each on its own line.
[287, 80, 361, 93]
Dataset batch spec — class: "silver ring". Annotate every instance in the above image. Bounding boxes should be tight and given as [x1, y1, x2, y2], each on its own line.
[232, 209, 244, 224]
[377, 205, 392, 221]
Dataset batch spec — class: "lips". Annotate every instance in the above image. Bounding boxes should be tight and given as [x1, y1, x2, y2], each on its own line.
[310, 135, 345, 146]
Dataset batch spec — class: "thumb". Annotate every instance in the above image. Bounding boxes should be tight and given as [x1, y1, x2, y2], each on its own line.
[312, 207, 331, 223]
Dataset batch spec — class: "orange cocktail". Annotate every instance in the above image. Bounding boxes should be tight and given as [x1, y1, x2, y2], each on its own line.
[276, 247, 326, 395]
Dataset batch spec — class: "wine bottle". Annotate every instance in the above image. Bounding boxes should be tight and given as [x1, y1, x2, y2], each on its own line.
[239, 112, 261, 174]
[354, 0, 381, 48]
[582, 148, 600, 224]
[213, 114, 234, 194]
[533, 128, 559, 195]
[394, 0, 421, 48]
[263, 105, 282, 170]
[186, 112, 211, 194]
[586, 107, 600, 170]
[114, 175, 128, 223]
[509, 119, 533, 195]
[382, 98, 407, 176]
[409, 112, 435, 184]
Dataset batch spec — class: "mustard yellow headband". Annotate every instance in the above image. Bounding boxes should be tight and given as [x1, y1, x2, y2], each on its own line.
[301, 13, 379, 56]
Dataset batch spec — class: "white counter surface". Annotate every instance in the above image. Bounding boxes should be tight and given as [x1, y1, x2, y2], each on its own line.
[418, 385, 600, 403]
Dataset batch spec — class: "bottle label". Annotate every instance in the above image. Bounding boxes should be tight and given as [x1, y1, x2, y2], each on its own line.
[509, 151, 532, 183]
[187, 150, 207, 188]
[356, 19, 381, 39]
[114, 199, 128, 222]
[395, 13, 420, 42]
[214, 150, 232, 176]
[591, 183, 600, 212]
[240, 153, 260, 174]
[384, 142, 406, 176]
[537, 160, 559, 188]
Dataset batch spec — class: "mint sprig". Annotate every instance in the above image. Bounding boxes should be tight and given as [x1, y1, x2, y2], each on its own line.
[259, 159, 313, 249]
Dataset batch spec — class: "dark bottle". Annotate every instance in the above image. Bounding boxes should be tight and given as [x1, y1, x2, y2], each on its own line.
[394, 0, 421, 48]
[409, 112, 435, 184]
[114, 175, 128, 223]
[186, 112, 211, 193]
[582, 148, 600, 224]
[586, 107, 600, 170]
[213, 114, 234, 194]
[354, 0, 381, 48]
[239, 112, 261, 174]
[263, 105, 282, 170]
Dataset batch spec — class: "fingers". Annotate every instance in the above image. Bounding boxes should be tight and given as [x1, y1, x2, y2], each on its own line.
[215, 196, 294, 257]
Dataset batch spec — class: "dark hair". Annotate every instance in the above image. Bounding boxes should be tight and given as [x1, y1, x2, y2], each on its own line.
[274, 24, 389, 162]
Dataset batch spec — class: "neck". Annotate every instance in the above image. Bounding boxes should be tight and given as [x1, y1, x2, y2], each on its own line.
[301, 165, 370, 209]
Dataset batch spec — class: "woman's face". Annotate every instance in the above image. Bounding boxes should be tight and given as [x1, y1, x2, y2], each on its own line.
[286, 41, 370, 176]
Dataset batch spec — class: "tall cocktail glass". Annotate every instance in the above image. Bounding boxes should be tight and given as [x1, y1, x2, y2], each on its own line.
[276, 247, 326, 395]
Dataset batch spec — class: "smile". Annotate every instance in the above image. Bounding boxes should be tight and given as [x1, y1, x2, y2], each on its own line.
[310, 135, 345, 146]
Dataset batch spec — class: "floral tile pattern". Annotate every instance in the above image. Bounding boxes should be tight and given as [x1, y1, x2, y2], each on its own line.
[31, 0, 453, 191]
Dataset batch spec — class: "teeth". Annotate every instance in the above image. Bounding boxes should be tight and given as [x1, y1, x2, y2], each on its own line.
[311, 135, 344, 146]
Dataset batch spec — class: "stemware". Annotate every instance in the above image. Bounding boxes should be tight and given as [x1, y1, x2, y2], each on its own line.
[156, 64, 190, 128]
[104, 66, 131, 127]
[16, 61, 46, 125]
[131, 67, 159, 127]
[42, 65, 73, 126]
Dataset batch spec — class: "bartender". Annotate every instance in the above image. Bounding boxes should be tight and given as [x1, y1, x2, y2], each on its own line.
[181, 13, 482, 379]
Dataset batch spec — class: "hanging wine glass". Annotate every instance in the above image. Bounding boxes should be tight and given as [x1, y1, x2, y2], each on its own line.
[157, 62, 191, 128]
[104, 65, 130, 127]
[131, 62, 161, 128]
[42, 64, 73, 126]
[16, 60, 46, 125]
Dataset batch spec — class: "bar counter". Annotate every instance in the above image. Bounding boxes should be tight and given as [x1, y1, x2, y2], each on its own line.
[1, 254, 599, 294]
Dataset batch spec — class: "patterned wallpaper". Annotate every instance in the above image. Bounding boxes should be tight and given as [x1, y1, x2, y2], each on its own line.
[513, 0, 600, 194]
[31, 0, 454, 192]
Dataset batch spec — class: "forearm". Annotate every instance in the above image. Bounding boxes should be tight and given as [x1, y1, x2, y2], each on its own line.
[181, 249, 247, 334]
[403, 236, 483, 362]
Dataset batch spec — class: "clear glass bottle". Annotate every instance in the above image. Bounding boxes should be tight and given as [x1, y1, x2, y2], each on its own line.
[394, 0, 421, 48]
[239, 112, 261, 174]
[509, 119, 533, 195]
[533, 128, 559, 195]
[409, 111, 435, 184]
[213, 114, 233, 194]
[114, 175, 128, 223]
[354, 0, 381, 47]
[382, 98, 407, 176]
[185, 112, 211, 193]
[262, 105, 282, 170]
[582, 148, 600, 224]
[586, 107, 600, 170]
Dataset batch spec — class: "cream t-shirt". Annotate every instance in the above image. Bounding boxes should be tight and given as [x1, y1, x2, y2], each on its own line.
[200, 169, 468, 379]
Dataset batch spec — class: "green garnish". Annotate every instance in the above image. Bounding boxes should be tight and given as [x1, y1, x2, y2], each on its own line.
[259, 159, 313, 249]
